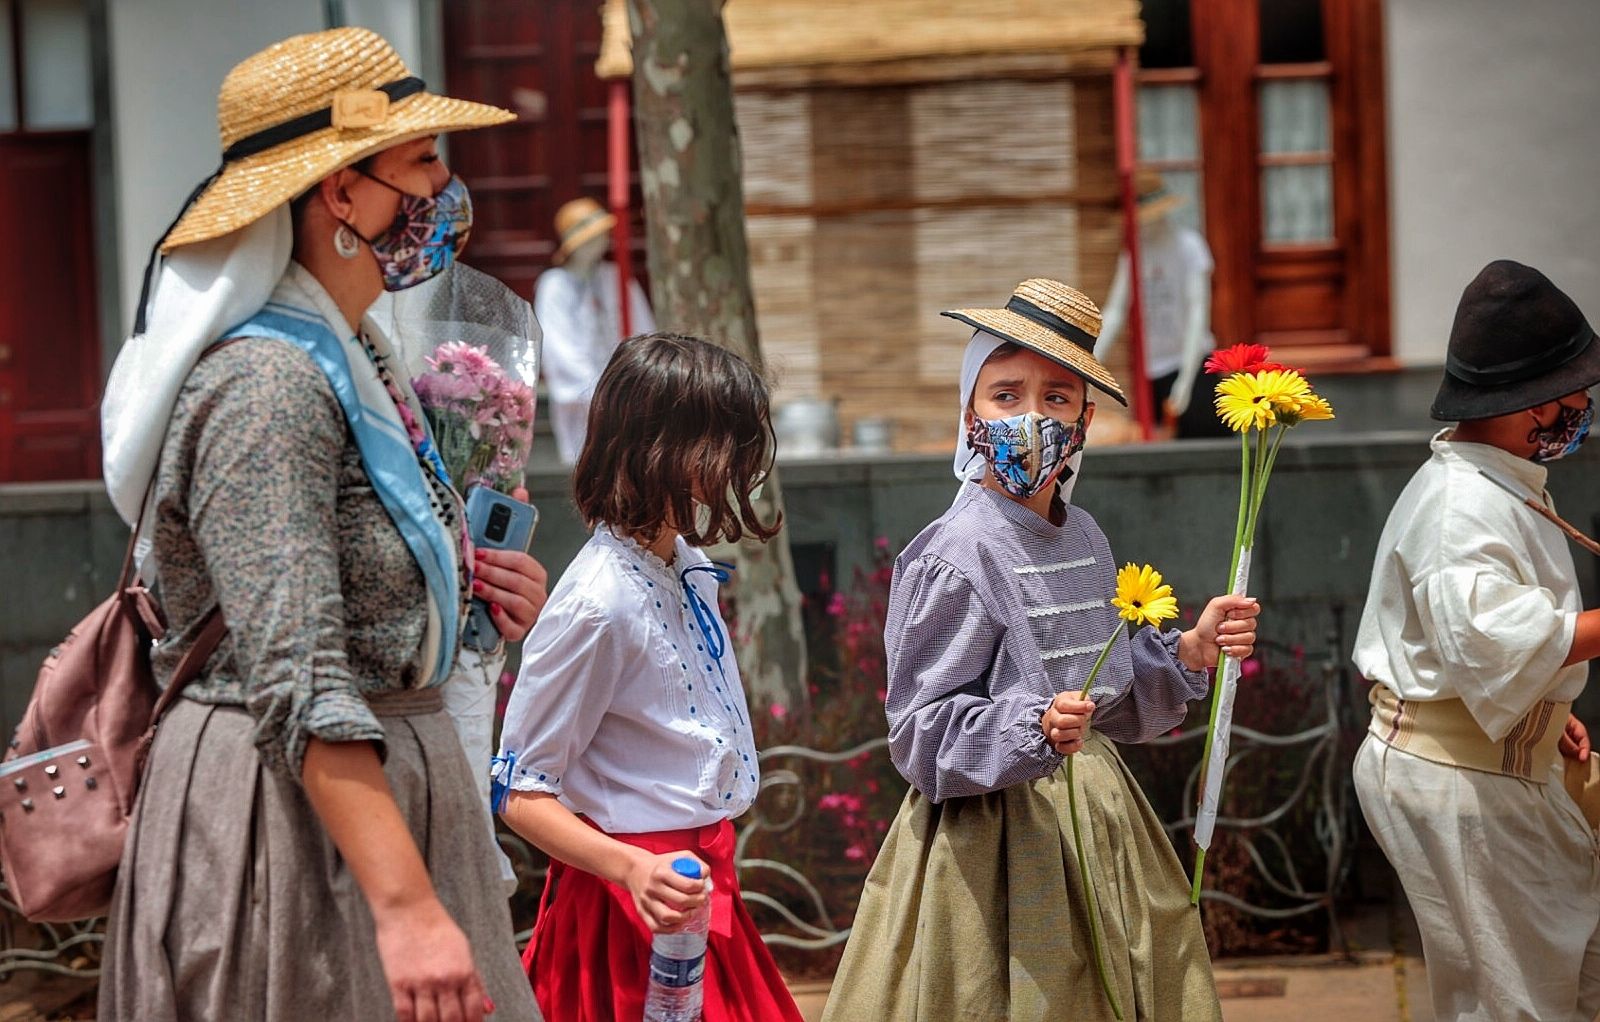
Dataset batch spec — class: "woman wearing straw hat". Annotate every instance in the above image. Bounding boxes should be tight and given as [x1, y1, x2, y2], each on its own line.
[535, 196, 655, 464]
[97, 28, 544, 1022]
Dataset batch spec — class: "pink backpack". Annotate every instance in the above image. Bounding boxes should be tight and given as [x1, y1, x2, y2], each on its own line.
[0, 507, 224, 921]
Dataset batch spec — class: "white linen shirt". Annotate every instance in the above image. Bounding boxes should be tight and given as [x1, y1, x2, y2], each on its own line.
[1353, 431, 1586, 741]
[497, 526, 760, 834]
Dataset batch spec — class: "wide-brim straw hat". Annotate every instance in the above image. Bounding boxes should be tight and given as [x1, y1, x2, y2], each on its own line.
[942, 279, 1128, 406]
[552, 196, 617, 265]
[1432, 259, 1600, 421]
[1135, 170, 1186, 225]
[159, 26, 514, 253]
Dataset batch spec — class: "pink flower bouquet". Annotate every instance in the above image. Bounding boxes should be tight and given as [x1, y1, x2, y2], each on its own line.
[377, 262, 542, 493]
[413, 341, 537, 492]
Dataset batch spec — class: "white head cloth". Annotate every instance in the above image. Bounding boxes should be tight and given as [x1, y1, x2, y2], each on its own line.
[101, 208, 293, 525]
[952, 329, 1086, 505]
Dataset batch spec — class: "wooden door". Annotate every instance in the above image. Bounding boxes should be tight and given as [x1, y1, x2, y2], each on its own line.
[1137, 0, 1391, 367]
[0, 0, 101, 481]
[0, 135, 100, 480]
[441, 0, 646, 302]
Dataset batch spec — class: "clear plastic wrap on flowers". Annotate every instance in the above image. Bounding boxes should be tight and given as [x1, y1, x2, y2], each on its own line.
[376, 262, 541, 493]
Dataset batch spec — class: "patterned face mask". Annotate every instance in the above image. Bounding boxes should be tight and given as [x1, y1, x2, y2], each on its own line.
[965, 409, 1087, 498]
[1530, 395, 1594, 463]
[355, 173, 474, 291]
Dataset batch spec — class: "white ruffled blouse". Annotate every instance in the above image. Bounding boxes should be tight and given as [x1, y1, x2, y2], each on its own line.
[496, 526, 761, 834]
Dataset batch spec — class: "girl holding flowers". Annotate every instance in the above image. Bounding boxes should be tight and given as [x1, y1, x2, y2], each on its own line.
[822, 279, 1260, 1021]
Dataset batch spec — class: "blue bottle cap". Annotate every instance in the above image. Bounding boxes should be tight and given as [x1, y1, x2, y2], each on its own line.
[671, 857, 703, 880]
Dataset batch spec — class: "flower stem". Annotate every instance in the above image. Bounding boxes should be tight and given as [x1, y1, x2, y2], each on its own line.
[1191, 430, 1251, 902]
[1068, 627, 1125, 1021]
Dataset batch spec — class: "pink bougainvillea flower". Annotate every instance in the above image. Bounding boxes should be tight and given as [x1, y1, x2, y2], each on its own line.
[770, 703, 787, 720]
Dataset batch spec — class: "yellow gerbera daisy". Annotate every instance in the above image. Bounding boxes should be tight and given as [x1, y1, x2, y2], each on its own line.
[1112, 563, 1179, 627]
[1296, 392, 1336, 422]
[1214, 369, 1311, 432]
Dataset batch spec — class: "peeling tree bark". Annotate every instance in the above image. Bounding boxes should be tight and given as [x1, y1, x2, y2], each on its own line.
[627, 0, 809, 710]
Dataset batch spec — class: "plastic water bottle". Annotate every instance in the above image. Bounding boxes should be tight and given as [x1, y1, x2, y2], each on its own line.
[643, 857, 712, 1022]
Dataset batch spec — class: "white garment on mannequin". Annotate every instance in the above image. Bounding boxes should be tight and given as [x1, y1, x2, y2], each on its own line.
[1095, 216, 1214, 416]
[534, 242, 654, 464]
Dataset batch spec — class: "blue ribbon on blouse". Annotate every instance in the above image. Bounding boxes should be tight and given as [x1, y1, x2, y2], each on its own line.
[681, 561, 745, 725]
[219, 301, 461, 686]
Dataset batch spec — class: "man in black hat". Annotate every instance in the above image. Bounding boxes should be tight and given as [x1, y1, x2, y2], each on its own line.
[1351, 260, 1600, 1020]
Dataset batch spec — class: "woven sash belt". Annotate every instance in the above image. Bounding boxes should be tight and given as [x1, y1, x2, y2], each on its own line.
[366, 687, 446, 717]
[1367, 682, 1568, 781]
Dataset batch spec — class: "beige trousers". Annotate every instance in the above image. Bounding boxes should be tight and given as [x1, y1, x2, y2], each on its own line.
[1354, 735, 1600, 1021]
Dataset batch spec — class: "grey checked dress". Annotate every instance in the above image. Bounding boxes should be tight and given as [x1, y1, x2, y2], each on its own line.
[823, 482, 1221, 1022]
[98, 339, 539, 1021]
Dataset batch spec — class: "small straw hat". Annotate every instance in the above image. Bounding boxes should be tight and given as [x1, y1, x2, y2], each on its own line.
[943, 279, 1127, 406]
[1135, 170, 1186, 225]
[158, 26, 513, 253]
[552, 197, 617, 265]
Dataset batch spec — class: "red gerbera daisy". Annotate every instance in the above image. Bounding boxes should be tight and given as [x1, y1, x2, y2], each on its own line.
[1203, 342, 1288, 376]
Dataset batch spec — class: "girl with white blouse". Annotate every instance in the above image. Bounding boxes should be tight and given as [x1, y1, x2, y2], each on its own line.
[495, 333, 805, 1022]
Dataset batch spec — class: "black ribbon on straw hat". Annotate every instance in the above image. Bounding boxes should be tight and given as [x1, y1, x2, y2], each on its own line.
[132, 76, 427, 335]
[1004, 295, 1097, 352]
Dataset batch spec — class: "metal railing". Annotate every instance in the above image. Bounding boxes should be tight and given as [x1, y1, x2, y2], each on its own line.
[3, 623, 1356, 975]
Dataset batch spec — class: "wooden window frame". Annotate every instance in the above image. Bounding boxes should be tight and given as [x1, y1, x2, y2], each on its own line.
[1144, 0, 1392, 371]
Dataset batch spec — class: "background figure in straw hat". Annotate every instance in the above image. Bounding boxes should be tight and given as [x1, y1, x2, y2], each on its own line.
[1094, 172, 1228, 439]
[535, 196, 655, 464]
[822, 279, 1258, 1022]
[96, 27, 544, 1022]
[1353, 260, 1600, 1022]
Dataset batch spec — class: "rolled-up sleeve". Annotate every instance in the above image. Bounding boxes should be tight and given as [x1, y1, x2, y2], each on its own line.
[884, 555, 1061, 802]
[187, 341, 384, 778]
[1416, 562, 1577, 741]
[496, 596, 619, 803]
[1090, 625, 1211, 744]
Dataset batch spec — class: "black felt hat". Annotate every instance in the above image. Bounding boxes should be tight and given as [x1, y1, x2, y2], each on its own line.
[1432, 260, 1600, 421]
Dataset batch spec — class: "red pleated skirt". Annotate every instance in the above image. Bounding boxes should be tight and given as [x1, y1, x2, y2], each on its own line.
[524, 819, 805, 1022]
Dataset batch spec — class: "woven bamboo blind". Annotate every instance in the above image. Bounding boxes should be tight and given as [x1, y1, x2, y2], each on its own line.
[741, 73, 1134, 453]
[597, 0, 1143, 82]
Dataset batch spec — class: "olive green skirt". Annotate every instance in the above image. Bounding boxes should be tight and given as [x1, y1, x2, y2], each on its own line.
[822, 732, 1220, 1022]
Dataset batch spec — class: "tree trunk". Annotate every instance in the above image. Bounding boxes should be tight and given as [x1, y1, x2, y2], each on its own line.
[627, 0, 809, 711]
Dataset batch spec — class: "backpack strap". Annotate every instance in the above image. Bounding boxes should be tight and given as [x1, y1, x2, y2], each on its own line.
[151, 607, 226, 719]
[133, 338, 248, 769]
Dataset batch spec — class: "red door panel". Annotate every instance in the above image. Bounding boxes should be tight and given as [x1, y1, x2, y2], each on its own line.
[442, 0, 646, 302]
[0, 133, 101, 481]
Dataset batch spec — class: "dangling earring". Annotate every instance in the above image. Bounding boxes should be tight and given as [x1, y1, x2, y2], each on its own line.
[333, 223, 361, 260]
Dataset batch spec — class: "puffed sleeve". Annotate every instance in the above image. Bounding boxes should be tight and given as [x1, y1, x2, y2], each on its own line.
[1414, 560, 1577, 741]
[185, 340, 385, 778]
[495, 595, 621, 802]
[1089, 625, 1211, 744]
[884, 555, 1062, 802]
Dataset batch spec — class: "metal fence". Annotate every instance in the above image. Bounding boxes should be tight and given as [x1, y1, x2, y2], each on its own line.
[1, 627, 1358, 980]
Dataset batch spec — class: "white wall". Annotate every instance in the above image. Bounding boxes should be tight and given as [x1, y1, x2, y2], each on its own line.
[1386, 0, 1600, 365]
[106, 0, 425, 333]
